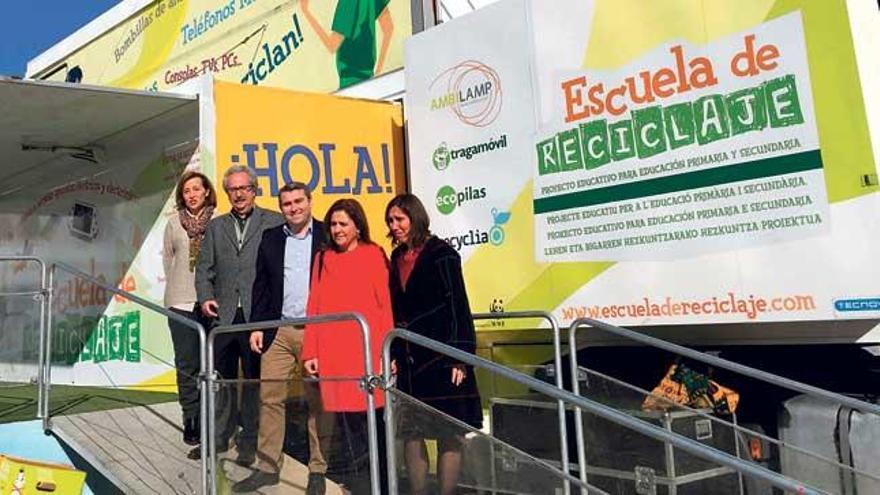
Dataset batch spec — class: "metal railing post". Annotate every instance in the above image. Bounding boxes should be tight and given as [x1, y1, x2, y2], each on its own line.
[206, 329, 218, 495]
[37, 258, 48, 420]
[206, 313, 378, 494]
[383, 348, 399, 495]
[44, 261, 209, 492]
[384, 328, 825, 495]
[473, 311, 572, 495]
[568, 321, 589, 493]
[196, 315, 209, 495]
[43, 263, 55, 433]
[0, 256, 48, 420]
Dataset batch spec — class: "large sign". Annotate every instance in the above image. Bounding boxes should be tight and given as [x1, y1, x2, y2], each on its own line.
[536, 13, 826, 262]
[31, 0, 411, 93]
[406, 0, 880, 328]
[405, 0, 540, 326]
[213, 80, 407, 248]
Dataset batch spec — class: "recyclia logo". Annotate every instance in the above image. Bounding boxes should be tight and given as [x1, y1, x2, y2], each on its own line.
[435, 185, 487, 214]
[433, 135, 508, 171]
[443, 208, 511, 250]
[429, 60, 503, 127]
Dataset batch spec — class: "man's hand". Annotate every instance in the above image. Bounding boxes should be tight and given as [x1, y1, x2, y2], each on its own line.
[451, 365, 466, 386]
[201, 300, 219, 318]
[300, 0, 309, 12]
[304, 358, 319, 376]
[249, 331, 264, 354]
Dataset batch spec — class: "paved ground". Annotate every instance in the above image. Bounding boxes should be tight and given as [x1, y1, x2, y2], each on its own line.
[50, 401, 345, 494]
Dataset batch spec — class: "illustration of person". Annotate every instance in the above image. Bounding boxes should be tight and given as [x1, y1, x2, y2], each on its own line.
[299, 0, 394, 89]
[12, 469, 26, 495]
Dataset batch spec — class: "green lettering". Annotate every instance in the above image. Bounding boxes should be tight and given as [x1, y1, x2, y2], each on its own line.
[557, 128, 584, 172]
[125, 311, 141, 363]
[764, 75, 804, 128]
[633, 105, 667, 158]
[663, 102, 696, 150]
[726, 86, 767, 136]
[580, 120, 610, 169]
[536, 137, 560, 175]
[694, 94, 730, 145]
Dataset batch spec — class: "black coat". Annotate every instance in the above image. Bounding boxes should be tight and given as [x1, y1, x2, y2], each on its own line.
[389, 236, 482, 429]
[250, 219, 326, 351]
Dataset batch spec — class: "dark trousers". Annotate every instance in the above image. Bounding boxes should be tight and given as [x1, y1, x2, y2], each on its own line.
[338, 411, 388, 495]
[213, 308, 261, 452]
[168, 307, 201, 420]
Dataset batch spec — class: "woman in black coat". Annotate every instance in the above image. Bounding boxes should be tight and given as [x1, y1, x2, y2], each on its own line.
[385, 194, 482, 495]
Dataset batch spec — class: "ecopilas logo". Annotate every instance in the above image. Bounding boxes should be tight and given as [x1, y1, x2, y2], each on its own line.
[432, 135, 508, 171]
[435, 185, 487, 215]
[429, 60, 503, 127]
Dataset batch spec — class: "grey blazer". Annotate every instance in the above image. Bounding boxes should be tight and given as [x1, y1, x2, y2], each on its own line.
[195, 206, 284, 326]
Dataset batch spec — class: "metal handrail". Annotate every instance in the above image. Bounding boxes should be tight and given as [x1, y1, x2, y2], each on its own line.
[472, 310, 572, 495]
[206, 313, 380, 495]
[568, 317, 880, 494]
[383, 328, 826, 495]
[47, 261, 210, 494]
[569, 318, 880, 416]
[0, 256, 47, 418]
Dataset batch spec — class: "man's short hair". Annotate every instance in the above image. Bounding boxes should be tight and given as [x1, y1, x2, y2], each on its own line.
[222, 165, 258, 190]
[278, 182, 312, 204]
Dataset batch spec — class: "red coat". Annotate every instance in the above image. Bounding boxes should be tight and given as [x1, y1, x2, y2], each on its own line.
[303, 243, 393, 412]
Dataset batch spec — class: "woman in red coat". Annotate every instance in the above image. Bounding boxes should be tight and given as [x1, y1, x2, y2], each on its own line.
[303, 198, 393, 492]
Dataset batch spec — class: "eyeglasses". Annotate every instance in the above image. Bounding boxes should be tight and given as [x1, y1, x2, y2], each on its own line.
[227, 185, 255, 194]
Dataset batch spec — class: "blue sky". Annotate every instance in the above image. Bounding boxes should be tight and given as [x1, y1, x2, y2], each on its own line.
[0, 1, 121, 77]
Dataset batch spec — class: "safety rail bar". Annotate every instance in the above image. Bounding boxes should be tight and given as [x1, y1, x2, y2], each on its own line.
[207, 313, 379, 495]
[472, 310, 571, 495]
[383, 328, 826, 495]
[0, 257, 48, 418]
[568, 316, 880, 492]
[44, 261, 210, 494]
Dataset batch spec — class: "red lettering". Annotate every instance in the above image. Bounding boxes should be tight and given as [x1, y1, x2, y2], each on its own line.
[562, 76, 589, 123]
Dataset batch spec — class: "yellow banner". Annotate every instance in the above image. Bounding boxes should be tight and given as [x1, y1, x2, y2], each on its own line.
[35, 0, 411, 93]
[213, 80, 406, 249]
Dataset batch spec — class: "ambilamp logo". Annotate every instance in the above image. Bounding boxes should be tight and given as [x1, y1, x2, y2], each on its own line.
[433, 135, 508, 171]
[428, 60, 503, 127]
[435, 185, 487, 215]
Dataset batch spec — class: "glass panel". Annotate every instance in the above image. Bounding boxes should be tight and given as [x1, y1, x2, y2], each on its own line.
[0, 289, 43, 423]
[387, 388, 593, 495]
[574, 364, 880, 494]
[211, 375, 381, 495]
[45, 268, 198, 493]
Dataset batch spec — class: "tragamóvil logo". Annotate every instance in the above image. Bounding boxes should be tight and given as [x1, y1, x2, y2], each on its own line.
[432, 135, 508, 171]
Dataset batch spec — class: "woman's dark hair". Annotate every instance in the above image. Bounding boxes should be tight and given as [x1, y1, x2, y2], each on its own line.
[324, 198, 372, 251]
[385, 194, 431, 247]
[174, 171, 217, 211]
